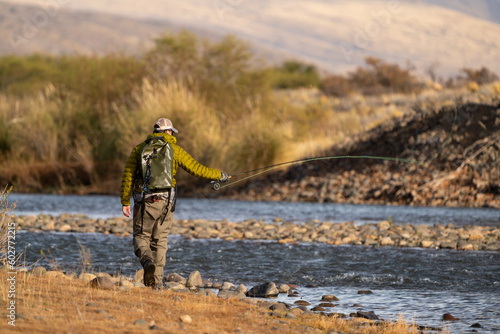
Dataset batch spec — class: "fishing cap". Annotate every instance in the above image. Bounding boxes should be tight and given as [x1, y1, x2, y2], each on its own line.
[154, 118, 178, 133]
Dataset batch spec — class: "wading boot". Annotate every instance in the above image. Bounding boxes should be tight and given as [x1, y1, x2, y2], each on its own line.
[143, 260, 156, 287]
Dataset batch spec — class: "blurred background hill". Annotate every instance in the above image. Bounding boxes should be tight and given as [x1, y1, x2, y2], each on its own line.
[2, 0, 500, 77]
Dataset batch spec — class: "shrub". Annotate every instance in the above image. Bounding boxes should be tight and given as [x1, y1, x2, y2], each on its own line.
[321, 57, 423, 97]
[267, 60, 321, 89]
[461, 67, 498, 85]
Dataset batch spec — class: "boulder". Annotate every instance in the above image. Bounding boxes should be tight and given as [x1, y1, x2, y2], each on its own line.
[277, 284, 291, 294]
[235, 284, 247, 294]
[443, 313, 459, 321]
[134, 270, 144, 283]
[217, 290, 246, 300]
[246, 282, 279, 298]
[78, 273, 97, 282]
[294, 300, 311, 306]
[180, 315, 192, 324]
[320, 295, 339, 301]
[30, 266, 47, 276]
[58, 224, 72, 232]
[356, 311, 379, 320]
[165, 273, 187, 285]
[165, 282, 185, 290]
[89, 277, 115, 290]
[186, 271, 203, 288]
[269, 303, 287, 312]
[221, 282, 235, 290]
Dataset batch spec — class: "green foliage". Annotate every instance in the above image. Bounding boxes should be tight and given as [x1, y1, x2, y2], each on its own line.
[0, 54, 60, 95]
[267, 60, 321, 89]
[146, 31, 270, 119]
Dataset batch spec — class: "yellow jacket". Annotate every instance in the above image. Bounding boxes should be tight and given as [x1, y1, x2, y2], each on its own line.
[120, 133, 222, 206]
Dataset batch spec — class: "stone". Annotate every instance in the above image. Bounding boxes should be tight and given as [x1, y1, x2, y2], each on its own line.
[377, 220, 391, 231]
[165, 273, 186, 284]
[89, 277, 115, 290]
[180, 315, 192, 324]
[285, 313, 297, 319]
[78, 273, 97, 282]
[31, 266, 47, 276]
[218, 290, 246, 300]
[165, 282, 185, 290]
[247, 282, 279, 298]
[320, 295, 339, 301]
[294, 300, 311, 306]
[133, 282, 146, 288]
[356, 311, 379, 320]
[278, 284, 291, 294]
[221, 282, 235, 290]
[186, 270, 203, 288]
[440, 240, 457, 249]
[235, 284, 247, 294]
[443, 313, 459, 321]
[421, 240, 434, 248]
[380, 237, 395, 246]
[311, 306, 326, 312]
[134, 319, 148, 326]
[289, 308, 304, 316]
[58, 224, 72, 232]
[202, 279, 213, 288]
[269, 303, 287, 312]
[357, 290, 373, 294]
[134, 270, 144, 283]
[212, 282, 223, 289]
[318, 303, 336, 307]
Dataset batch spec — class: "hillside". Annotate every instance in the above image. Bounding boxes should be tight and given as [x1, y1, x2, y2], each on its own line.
[224, 85, 500, 208]
[2, 0, 500, 77]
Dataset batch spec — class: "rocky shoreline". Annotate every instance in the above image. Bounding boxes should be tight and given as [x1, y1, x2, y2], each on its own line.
[223, 100, 500, 209]
[11, 213, 500, 251]
[2, 266, 452, 332]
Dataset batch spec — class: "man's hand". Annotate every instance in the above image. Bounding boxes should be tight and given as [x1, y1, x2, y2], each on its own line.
[220, 172, 230, 182]
[122, 205, 131, 217]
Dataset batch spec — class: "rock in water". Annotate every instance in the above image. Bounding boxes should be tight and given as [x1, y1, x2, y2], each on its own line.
[246, 282, 279, 298]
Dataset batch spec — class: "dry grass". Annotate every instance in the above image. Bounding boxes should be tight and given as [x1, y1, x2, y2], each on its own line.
[0, 272, 444, 334]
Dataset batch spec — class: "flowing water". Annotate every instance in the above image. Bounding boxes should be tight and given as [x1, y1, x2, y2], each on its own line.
[9, 194, 500, 333]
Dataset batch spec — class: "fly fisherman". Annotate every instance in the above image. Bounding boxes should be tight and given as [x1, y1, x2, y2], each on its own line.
[120, 118, 229, 288]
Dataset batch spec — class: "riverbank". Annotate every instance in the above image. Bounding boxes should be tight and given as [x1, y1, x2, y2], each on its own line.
[10, 213, 500, 251]
[224, 98, 500, 209]
[0, 270, 444, 334]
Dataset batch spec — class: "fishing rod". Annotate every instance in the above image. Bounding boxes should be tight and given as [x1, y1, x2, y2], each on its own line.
[211, 154, 424, 191]
[211, 106, 459, 191]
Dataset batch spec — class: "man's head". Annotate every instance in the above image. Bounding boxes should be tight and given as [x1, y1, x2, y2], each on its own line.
[154, 118, 178, 134]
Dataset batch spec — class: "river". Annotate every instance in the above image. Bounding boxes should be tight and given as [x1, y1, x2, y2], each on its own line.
[9, 193, 500, 333]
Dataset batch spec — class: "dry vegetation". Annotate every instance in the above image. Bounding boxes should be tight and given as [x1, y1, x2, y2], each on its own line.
[0, 30, 497, 196]
[0, 272, 440, 334]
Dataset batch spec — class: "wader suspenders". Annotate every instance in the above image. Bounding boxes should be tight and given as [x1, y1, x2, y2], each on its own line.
[159, 189, 172, 226]
[140, 157, 153, 234]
